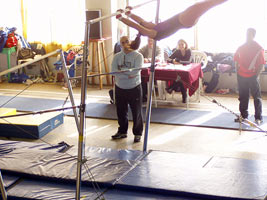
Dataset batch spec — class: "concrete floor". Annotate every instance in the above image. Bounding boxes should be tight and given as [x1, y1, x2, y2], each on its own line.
[1, 82, 267, 161]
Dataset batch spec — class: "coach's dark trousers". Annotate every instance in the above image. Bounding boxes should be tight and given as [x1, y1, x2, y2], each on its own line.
[115, 84, 143, 136]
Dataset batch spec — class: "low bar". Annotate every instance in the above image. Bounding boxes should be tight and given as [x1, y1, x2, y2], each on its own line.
[69, 65, 151, 80]
[0, 50, 60, 77]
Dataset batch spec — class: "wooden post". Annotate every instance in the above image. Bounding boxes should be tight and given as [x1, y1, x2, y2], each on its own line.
[88, 37, 111, 89]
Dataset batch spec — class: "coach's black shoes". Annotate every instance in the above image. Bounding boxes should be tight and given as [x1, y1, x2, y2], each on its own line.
[111, 132, 127, 140]
[134, 135, 141, 143]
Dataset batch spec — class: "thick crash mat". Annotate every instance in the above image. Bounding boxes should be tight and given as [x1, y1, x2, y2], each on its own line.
[0, 112, 64, 139]
[0, 108, 16, 116]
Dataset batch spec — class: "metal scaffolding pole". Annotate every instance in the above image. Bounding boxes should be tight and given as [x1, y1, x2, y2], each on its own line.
[0, 170, 7, 200]
[143, 0, 161, 152]
[60, 50, 81, 133]
[75, 21, 90, 200]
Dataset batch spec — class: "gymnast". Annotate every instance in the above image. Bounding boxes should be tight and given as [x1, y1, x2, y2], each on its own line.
[116, 0, 228, 41]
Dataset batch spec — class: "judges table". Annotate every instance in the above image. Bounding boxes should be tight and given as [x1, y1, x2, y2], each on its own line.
[141, 63, 203, 107]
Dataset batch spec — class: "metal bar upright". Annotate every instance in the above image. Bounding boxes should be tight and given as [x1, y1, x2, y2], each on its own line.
[0, 170, 7, 200]
[143, 0, 160, 152]
[75, 21, 90, 200]
[60, 50, 81, 133]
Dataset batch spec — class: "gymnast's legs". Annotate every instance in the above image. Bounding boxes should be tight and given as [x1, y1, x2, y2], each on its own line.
[118, 14, 157, 39]
[117, 0, 228, 40]
[179, 0, 228, 27]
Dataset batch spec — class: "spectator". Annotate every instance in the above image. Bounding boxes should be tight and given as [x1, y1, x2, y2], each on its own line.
[166, 39, 192, 103]
[234, 28, 265, 125]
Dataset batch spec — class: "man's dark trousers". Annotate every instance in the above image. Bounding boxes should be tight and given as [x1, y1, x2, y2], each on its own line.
[115, 84, 143, 136]
[237, 74, 262, 120]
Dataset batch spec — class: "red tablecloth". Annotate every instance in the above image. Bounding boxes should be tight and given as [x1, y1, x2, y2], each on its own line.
[141, 63, 203, 96]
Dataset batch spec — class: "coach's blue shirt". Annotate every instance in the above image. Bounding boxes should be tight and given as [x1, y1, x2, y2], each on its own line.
[112, 50, 144, 89]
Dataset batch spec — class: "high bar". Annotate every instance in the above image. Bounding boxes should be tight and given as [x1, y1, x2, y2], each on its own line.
[89, 0, 157, 24]
[0, 49, 61, 77]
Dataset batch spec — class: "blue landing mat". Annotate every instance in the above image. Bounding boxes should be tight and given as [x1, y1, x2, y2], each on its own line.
[0, 140, 72, 154]
[205, 156, 267, 174]
[118, 151, 267, 200]
[5, 178, 196, 200]
[1, 140, 267, 200]
[0, 140, 143, 161]
[5, 178, 105, 200]
[0, 95, 65, 112]
[66, 103, 267, 132]
[2, 174, 19, 189]
[0, 140, 144, 186]
[1, 94, 267, 132]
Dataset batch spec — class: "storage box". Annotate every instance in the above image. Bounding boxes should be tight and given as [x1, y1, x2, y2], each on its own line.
[19, 60, 41, 77]
[0, 53, 8, 72]
[0, 47, 17, 79]
[24, 62, 41, 76]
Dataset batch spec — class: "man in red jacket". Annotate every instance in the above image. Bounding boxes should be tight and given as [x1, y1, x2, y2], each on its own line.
[234, 28, 266, 125]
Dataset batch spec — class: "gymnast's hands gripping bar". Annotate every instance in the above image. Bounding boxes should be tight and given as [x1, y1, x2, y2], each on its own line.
[88, 0, 157, 24]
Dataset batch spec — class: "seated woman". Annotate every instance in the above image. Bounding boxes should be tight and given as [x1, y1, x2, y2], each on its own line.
[167, 39, 191, 64]
[166, 39, 192, 103]
[116, 0, 228, 41]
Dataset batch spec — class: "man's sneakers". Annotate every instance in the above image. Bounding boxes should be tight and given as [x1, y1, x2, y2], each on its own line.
[234, 117, 263, 126]
[234, 117, 247, 123]
[255, 119, 263, 126]
[111, 132, 127, 139]
[134, 135, 141, 143]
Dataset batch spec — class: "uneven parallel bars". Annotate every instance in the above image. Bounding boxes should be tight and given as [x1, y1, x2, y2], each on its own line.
[89, 0, 157, 24]
[76, 1, 156, 198]
[0, 50, 60, 77]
